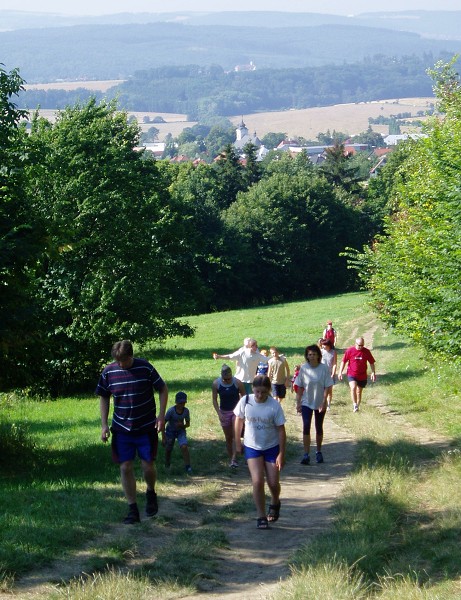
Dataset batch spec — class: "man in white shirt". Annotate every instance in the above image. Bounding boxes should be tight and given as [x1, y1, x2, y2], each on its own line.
[213, 337, 269, 394]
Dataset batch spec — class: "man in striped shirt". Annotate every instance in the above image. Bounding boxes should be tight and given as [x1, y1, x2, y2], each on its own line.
[96, 340, 168, 524]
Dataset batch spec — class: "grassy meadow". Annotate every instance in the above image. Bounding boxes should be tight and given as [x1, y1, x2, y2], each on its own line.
[1, 291, 460, 599]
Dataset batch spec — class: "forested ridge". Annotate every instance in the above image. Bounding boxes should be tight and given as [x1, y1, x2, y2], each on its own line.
[3, 16, 461, 83]
[20, 55, 442, 118]
[1, 58, 460, 395]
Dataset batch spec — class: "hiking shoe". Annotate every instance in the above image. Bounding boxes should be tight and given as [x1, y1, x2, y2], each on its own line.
[123, 507, 140, 525]
[185, 465, 193, 475]
[316, 451, 324, 463]
[145, 490, 158, 517]
[230, 459, 239, 469]
[300, 453, 310, 465]
[353, 403, 359, 412]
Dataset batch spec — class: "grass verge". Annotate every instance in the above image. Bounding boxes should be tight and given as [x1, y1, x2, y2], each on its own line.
[1, 292, 461, 598]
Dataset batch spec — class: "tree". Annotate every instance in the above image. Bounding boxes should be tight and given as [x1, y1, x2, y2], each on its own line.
[224, 156, 363, 305]
[211, 143, 245, 208]
[351, 59, 461, 362]
[140, 126, 159, 143]
[204, 124, 235, 158]
[165, 162, 238, 311]
[319, 142, 365, 196]
[352, 126, 386, 148]
[0, 66, 46, 388]
[242, 142, 262, 188]
[25, 99, 194, 393]
[261, 132, 286, 149]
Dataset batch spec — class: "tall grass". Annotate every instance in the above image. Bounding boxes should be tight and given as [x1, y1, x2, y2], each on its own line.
[1, 292, 461, 598]
[276, 318, 461, 599]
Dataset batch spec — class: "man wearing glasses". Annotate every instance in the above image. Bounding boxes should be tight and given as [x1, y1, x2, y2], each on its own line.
[338, 337, 376, 412]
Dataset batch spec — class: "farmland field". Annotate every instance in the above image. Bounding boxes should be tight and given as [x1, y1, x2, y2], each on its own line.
[24, 79, 125, 92]
[228, 97, 435, 139]
[27, 79, 435, 141]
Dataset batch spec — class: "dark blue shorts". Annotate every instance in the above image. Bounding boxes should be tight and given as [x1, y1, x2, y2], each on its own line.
[347, 376, 368, 388]
[165, 429, 188, 449]
[244, 444, 280, 463]
[271, 383, 286, 399]
[111, 430, 158, 464]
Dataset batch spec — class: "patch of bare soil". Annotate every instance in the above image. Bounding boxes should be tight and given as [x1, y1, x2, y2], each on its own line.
[179, 413, 356, 600]
[5, 403, 356, 600]
[5, 324, 451, 600]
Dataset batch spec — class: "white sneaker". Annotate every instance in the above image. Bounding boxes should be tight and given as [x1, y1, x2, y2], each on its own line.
[353, 403, 359, 412]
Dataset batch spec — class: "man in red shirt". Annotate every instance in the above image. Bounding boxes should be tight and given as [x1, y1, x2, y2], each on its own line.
[338, 337, 376, 412]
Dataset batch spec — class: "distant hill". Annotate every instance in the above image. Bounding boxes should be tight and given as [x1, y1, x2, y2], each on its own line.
[1, 10, 461, 40]
[2, 19, 461, 83]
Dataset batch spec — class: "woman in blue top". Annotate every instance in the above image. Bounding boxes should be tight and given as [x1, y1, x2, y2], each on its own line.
[212, 364, 245, 468]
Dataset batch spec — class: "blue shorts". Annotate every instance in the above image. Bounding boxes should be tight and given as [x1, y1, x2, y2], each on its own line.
[165, 429, 188, 449]
[347, 376, 368, 388]
[111, 430, 158, 464]
[244, 444, 280, 463]
[271, 383, 286, 399]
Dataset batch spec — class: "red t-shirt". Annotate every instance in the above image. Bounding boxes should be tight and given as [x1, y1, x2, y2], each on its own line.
[342, 347, 375, 380]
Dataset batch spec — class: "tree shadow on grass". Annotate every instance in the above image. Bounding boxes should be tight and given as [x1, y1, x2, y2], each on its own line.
[147, 345, 308, 362]
[291, 434, 461, 587]
[375, 368, 428, 385]
[373, 341, 408, 351]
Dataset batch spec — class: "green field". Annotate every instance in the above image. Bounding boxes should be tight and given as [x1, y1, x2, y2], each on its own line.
[1, 292, 460, 598]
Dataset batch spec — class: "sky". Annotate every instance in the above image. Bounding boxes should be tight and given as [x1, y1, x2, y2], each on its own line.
[2, 0, 460, 17]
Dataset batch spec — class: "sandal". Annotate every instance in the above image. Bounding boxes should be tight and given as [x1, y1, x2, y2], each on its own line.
[256, 517, 269, 529]
[267, 502, 281, 523]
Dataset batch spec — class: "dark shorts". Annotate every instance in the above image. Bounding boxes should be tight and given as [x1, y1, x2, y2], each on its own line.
[165, 428, 188, 449]
[271, 383, 286, 399]
[244, 444, 280, 463]
[347, 376, 368, 388]
[111, 430, 158, 464]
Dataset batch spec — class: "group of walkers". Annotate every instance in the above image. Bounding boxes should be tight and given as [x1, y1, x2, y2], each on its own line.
[96, 328, 376, 529]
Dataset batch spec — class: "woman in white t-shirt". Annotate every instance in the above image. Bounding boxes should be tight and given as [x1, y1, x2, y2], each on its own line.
[234, 375, 286, 529]
[295, 344, 333, 466]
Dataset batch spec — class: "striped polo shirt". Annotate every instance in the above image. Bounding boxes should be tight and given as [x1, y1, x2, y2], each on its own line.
[95, 358, 165, 433]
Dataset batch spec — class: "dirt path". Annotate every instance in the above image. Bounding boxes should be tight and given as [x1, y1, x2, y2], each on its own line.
[5, 412, 355, 600]
[179, 413, 356, 600]
[8, 322, 451, 600]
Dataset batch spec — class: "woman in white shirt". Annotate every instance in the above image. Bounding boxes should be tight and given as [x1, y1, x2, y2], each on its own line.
[234, 375, 286, 529]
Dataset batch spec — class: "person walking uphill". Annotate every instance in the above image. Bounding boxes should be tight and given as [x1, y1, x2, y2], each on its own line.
[338, 336, 376, 412]
[267, 346, 291, 403]
[213, 338, 269, 394]
[234, 375, 286, 530]
[212, 364, 245, 468]
[163, 392, 192, 475]
[322, 320, 337, 348]
[96, 340, 168, 524]
[295, 344, 333, 465]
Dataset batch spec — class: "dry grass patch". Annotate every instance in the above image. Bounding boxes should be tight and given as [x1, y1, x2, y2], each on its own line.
[229, 97, 435, 139]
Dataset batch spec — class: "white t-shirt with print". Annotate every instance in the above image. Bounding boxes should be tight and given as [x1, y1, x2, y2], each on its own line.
[234, 394, 285, 450]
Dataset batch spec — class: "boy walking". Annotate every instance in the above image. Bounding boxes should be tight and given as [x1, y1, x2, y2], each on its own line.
[163, 392, 192, 474]
[267, 346, 291, 403]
